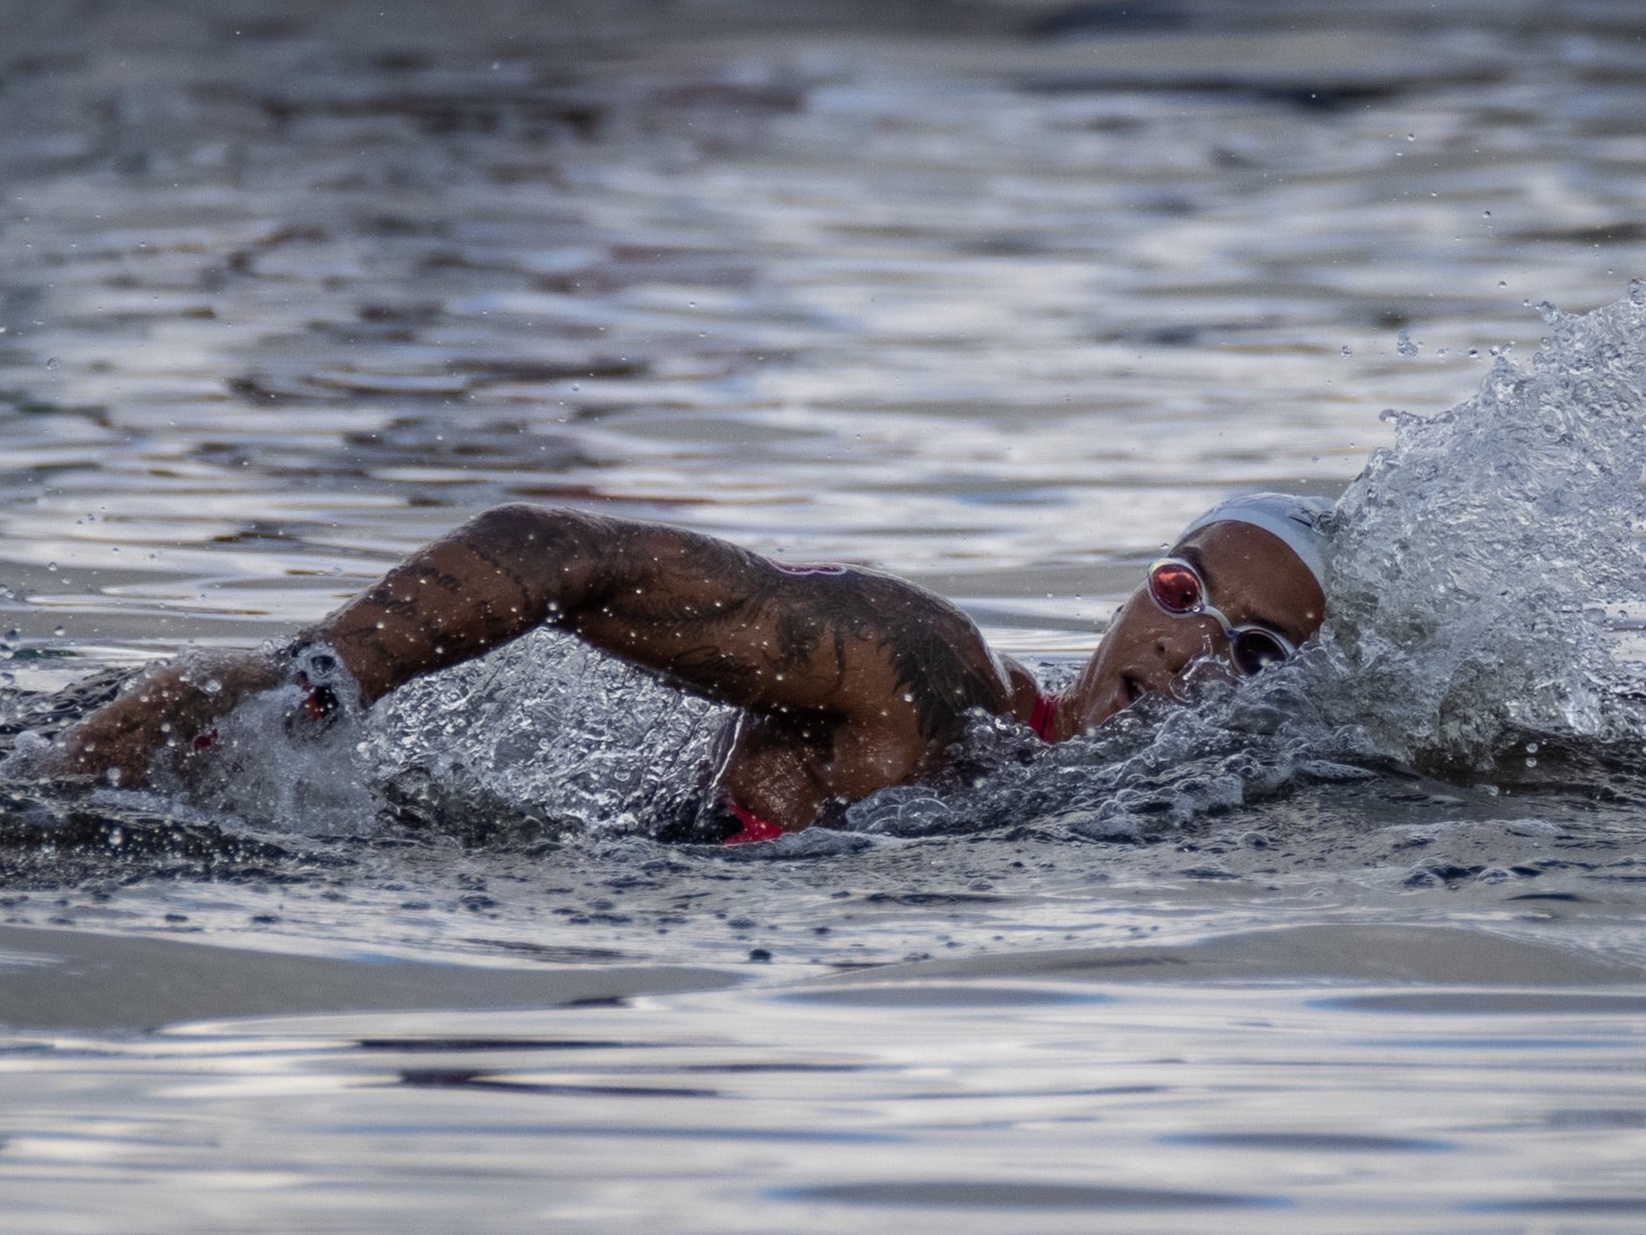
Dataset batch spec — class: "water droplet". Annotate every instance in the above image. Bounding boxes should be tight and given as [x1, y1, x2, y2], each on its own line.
[1340, 345, 1352, 357]
[44, 356, 59, 371]
[1396, 330, 1419, 357]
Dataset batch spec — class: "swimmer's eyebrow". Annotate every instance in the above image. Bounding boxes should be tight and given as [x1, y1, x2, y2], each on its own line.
[1175, 544, 1209, 576]
[1177, 544, 1289, 634]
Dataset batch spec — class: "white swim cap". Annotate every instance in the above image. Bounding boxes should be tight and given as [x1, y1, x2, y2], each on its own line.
[1179, 492, 1333, 591]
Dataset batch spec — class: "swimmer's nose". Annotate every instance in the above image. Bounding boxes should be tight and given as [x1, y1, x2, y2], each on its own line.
[1150, 617, 1224, 684]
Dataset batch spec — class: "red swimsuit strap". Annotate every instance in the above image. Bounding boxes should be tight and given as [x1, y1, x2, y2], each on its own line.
[1030, 691, 1060, 742]
[721, 798, 785, 845]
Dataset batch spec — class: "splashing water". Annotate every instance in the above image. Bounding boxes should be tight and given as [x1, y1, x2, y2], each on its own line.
[850, 286, 1646, 840]
[360, 628, 726, 837]
[1319, 284, 1646, 770]
[157, 682, 381, 836]
[143, 627, 728, 837]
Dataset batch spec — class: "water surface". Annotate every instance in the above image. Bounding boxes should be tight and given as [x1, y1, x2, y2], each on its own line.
[5, 1, 1646, 1229]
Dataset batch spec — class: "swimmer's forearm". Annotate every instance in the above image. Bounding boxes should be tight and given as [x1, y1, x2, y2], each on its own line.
[47, 504, 613, 784]
[52, 649, 285, 784]
[303, 505, 623, 703]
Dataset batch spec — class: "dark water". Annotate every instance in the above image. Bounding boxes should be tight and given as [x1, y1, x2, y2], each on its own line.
[5, 1, 1646, 1229]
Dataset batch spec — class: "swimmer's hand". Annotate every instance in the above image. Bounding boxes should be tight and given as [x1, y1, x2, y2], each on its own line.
[46, 649, 285, 787]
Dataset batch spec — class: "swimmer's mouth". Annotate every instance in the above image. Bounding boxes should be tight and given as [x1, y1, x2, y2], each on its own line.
[1122, 674, 1145, 706]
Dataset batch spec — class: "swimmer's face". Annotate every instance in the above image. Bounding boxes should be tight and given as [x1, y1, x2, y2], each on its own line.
[1071, 521, 1326, 731]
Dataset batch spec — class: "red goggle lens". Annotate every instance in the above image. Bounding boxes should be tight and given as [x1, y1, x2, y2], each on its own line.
[1148, 561, 1204, 615]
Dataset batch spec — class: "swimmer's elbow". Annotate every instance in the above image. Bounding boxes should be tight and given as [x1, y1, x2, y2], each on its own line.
[463, 502, 556, 544]
[461, 503, 610, 553]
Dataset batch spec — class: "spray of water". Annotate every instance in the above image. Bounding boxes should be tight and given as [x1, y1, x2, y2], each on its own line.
[1318, 284, 1646, 769]
[132, 627, 725, 836]
[358, 627, 725, 837]
[851, 285, 1646, 841]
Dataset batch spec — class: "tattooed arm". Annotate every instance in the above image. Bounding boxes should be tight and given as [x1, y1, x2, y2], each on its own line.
[54, 506, 1030, 819]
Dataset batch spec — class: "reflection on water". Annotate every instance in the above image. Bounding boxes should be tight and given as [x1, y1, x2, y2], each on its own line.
[5, 0, 1646, 1229]
[9, 0, 1643, 651]
[4, 924, 1646, 1233]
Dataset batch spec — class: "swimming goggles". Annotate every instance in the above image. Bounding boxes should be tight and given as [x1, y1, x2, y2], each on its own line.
[1146, 557, 1297, 677]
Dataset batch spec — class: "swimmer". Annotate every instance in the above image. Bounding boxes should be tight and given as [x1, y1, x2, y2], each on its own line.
[46, 492, 1330, 840]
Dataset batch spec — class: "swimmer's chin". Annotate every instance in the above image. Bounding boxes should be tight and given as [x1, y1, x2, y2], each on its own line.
[1080, 661, 1235, 733]
[1076, 672, 1148, 732]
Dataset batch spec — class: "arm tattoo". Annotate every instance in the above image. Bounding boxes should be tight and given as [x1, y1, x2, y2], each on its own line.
[627, 555, 1005, 747]
[315, 506, 1006, 746]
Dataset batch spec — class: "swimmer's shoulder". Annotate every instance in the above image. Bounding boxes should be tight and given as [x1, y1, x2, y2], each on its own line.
[776, 562, 1025, 725]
